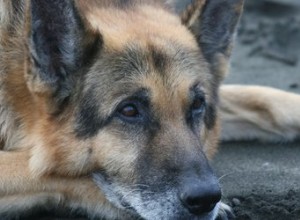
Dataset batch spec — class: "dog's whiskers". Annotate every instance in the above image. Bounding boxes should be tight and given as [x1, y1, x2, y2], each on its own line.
[218, 172, 235, 181]
[119, 184, 153, 208]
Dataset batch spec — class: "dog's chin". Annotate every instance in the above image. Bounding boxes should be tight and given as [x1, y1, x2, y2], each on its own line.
[92, 172, 229, 220]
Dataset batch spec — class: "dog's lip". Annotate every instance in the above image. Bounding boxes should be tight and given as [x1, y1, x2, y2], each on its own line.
[120, 200, 141, 217]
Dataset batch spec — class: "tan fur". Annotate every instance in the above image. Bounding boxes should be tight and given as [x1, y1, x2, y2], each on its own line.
[220, 85, 300, 142]
[82, 6, 197, 51]
[0, 151, 125, 219]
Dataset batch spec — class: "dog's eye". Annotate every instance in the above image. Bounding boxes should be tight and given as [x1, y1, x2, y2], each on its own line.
[191, 97, 205, 114]
[119, 104, 139, 118]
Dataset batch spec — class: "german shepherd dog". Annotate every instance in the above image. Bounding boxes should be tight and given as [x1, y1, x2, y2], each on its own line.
[1, 0, 300, 219]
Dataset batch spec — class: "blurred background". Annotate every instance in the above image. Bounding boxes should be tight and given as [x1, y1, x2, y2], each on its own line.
[227, 0, 300, 92]
[213, 1, 300, 220]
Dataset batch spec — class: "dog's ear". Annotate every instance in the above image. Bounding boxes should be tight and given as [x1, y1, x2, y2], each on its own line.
[180, 0, 244, 80]
[28, 0, 101, 112]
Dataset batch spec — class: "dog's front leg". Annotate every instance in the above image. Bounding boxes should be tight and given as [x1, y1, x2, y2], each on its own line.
[0, 193, 65, 217]
[0, 151, 128, 219]
[220, 85, 300, 142]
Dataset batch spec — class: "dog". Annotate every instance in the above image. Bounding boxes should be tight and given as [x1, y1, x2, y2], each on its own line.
[1, 0, 299, 219]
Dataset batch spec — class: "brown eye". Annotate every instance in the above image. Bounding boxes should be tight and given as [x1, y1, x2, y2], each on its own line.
[192, 98, 205, 113]
[119, 104, 139, 118]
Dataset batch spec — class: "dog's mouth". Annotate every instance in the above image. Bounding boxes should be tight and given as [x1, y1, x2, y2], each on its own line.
[92, 172, 222, 220]
[92, 172, 143, 219]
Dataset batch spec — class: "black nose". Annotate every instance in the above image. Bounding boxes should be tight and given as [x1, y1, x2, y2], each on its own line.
[179, 181, 221, 215]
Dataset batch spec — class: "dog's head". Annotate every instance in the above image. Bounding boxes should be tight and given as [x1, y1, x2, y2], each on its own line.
[26, 0, 243, 219]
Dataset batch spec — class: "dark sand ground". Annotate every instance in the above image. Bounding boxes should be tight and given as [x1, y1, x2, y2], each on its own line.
[212, 1, 300, 219]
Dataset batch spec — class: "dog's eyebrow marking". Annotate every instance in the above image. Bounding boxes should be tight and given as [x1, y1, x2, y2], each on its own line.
[108, 44, 171, 78]
[108, 46, 149, 78]
[149, 46, 168, 74]
[190, 82, 205, 95]
[124, 88, 151, 106]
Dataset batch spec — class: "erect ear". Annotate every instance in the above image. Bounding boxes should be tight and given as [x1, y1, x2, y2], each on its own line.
[180, 0, 244, 80]
[28, 0, 101, 113]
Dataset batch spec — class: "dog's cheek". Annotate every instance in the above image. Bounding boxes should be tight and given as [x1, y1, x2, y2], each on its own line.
[28, 120, 138, 179]
[201, 115, 221, 160]
[91, 132, 139, 180]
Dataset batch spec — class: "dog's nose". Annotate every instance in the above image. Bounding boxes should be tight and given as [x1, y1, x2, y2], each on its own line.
[179, 181, 221, 215]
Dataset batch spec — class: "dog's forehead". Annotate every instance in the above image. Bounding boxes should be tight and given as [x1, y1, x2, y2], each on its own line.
[83, 4, 213, 107]
[83, 5, 198, 50]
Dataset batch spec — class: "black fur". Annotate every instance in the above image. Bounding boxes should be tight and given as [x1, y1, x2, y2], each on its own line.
[204, 103, 217, 130]
[110, 46, 149, 77]
[188, 0, 243, 62]
[186, 87, 206, 131]
[30, 0, 101, 106]
[150, 46, 168, 74]
[175, 0, 243, 63]
[75, 89, 112, 139]
[30, 0, 81, 90]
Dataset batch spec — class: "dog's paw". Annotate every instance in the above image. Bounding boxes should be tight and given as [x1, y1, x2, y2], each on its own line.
[215, 202, 235, 220]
